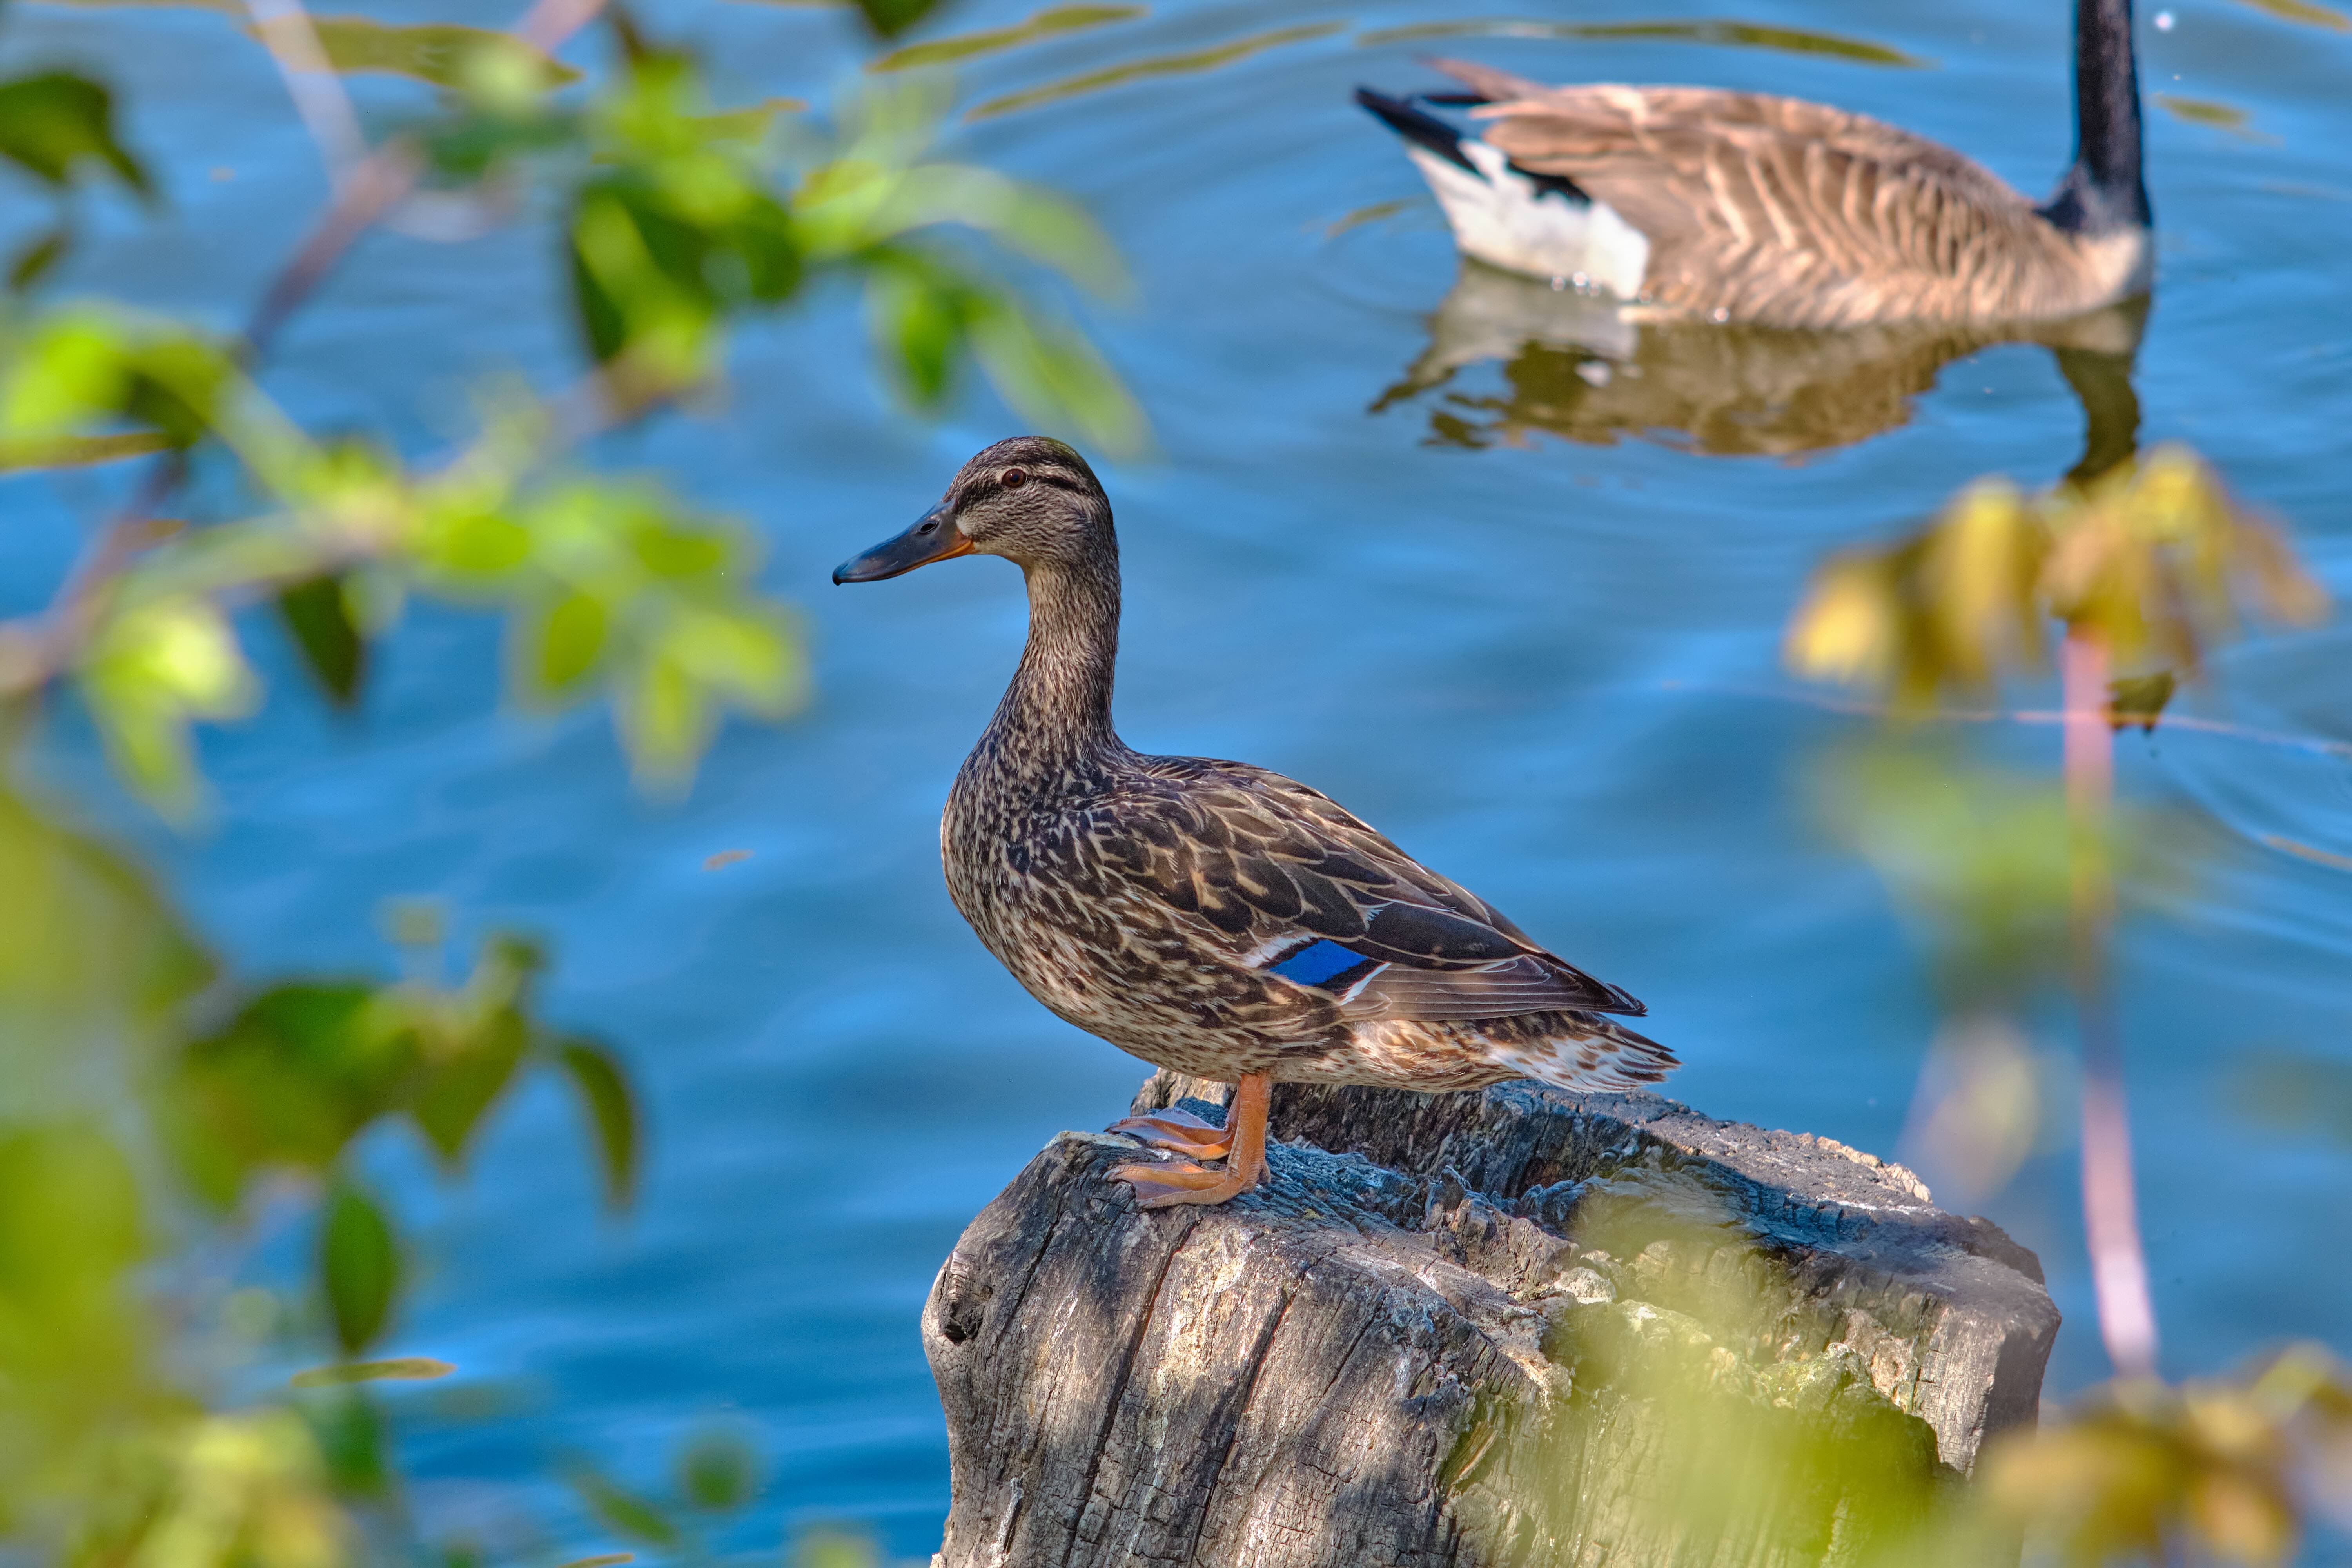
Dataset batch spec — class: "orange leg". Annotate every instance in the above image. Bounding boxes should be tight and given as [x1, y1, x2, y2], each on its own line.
[1109, 1072, 1271, 1209]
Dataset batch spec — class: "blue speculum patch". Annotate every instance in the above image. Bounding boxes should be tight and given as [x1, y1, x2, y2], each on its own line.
[1268, 939, 1379, 989]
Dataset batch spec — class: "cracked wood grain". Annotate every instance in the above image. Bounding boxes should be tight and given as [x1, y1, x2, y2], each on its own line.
[924, 1077, 2057, 1567]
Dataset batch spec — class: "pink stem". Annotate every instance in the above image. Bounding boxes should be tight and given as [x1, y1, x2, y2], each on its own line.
[2062, 632, 2159, 1379]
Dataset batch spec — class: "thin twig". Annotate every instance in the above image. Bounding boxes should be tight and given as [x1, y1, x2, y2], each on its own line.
[514, 0, 609, 51]
[242, 0, 367, 183]
[244, 143, 426, 359]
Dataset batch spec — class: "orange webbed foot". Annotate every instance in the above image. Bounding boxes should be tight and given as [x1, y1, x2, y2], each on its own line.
[1110, 1160, 1261, 1208]
[1106, 1105, 1233, 1160]
[1105, 1073, 1271, 1210]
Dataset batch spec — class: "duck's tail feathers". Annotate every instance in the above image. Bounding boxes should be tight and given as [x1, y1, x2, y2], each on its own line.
[1494, 1013, 1679, 1094]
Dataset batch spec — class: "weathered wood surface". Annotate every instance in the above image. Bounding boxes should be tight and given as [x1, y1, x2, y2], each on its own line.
[924, 1074, 2058, 1568]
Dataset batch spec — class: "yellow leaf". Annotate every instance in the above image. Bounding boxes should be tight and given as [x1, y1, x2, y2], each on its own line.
[2187, 1471, 2296, 1563]
[1784, 554, 1898, 686]
[1924, 478, 2046, 686]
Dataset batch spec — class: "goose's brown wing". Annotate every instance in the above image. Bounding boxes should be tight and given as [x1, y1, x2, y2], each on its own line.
[1433, 62, 2073, 328]
[1084, 757, 1644, 1021]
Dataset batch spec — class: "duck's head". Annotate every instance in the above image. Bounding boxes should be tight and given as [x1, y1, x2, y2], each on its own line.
[833, 436, 1111, 585]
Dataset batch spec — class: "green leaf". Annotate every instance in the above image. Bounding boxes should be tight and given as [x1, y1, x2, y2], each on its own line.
[79, 593, 262, 819]
[557, 1039, 640, 1210]
[305, 17, 582, 89]
[167, 982, 401, 1206]
[661, 606, 802, 711]
[677, 1425, 763, 1511]
[290, 1356, 456, 1388]
[0, 428, 172, 472]
[693, 97, 804, 143]
[0, 71, 152, 196]
[791, 1528, 885, 1568]
[869, 4, 1146, 73]
[617, 645, 709, 784]
[319, 1178, 402, 1356]
[869, 261, 970, 407]
[968, 294, 1147, 457]
[724, 191, 802, 305]
[300, 1383, 394, 1498]
[627, 523, 730, 580]
[848, 0, 945, 39]
[566, 178, 720, 375]
[569, 1467, 682, 1548]
[8, 225, 69, 292]
[0, 780, 214, 1041]
[566, 233, 630, 367]
[0, 1124, 147, 1299]
[276, 574, 368, 709]
[408, 1007, 530, 1169]
[422, 505, 534, 580]
[534, 590, 611, 696]
[2105, 670, 2176, 734]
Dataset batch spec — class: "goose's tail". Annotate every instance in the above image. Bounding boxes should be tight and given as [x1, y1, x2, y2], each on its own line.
[1352, 85, 1651, 296]
[1352, 87, 1488, 178]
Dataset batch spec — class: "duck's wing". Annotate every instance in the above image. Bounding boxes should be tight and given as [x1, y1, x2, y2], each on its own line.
[1429, 61, 2066, 327]
[1091, 759, 1645, 1021]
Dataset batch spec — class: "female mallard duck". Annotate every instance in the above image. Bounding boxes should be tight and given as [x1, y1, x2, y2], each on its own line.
[1356, 0, 2151, 330]
[833, 437, 1673, 1207]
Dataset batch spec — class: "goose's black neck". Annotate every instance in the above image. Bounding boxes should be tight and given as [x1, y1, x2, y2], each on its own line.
[980, 543, 1127, 786]
[2040, 0, 2150, 235]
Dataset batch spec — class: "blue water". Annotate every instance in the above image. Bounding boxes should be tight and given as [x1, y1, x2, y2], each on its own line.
[6, 0, 2352, 1557]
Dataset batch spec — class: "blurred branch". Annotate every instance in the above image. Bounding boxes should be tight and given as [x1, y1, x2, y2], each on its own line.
[0, 0, 611, 710]
[2065, 632, 2160, 1381]
[515, 0, 608, 51]
[0, 456, 184, 697]
[242, 0, 367, 183]
[247, 0, 606, 356]
[1780, 448, 2328, 1385]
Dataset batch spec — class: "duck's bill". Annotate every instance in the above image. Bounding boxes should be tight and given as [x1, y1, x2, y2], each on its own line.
[832, 503, 974, 584]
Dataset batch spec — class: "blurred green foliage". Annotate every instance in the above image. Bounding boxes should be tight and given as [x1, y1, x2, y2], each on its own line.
[1495, 1189, 1978, 1567]
[1465, 1154, 2352, 1567]
[0, 2, 1140, 1563]
[1985, 1347, 2352, 1565]
[1786, 446, 2324, 712]
[1815, 745, 2092, 1008]
[0, 67, 152, 290]
[1781, 448, 2346, 1564]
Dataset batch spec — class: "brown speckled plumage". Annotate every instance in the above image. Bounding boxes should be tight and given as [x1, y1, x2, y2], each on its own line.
[846, 437, 1674, 1101]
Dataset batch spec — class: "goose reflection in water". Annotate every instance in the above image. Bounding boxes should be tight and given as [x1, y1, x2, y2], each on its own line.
[1372, 261, 2147, 476]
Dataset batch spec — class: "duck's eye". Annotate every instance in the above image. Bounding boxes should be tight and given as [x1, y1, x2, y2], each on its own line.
[1000, 467, 1029, 490]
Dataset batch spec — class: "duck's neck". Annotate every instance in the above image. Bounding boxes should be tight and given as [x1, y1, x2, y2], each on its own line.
[2040, 0, 2150, 236]
[980, 547, 1127, 786]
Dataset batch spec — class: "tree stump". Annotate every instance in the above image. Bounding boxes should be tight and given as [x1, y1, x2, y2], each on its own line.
[924, 1074, 2058, 1568]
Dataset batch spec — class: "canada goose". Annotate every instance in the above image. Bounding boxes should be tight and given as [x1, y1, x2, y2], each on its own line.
[833, 437, 1673, 1207]
[1356, 0, 2151, 330]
